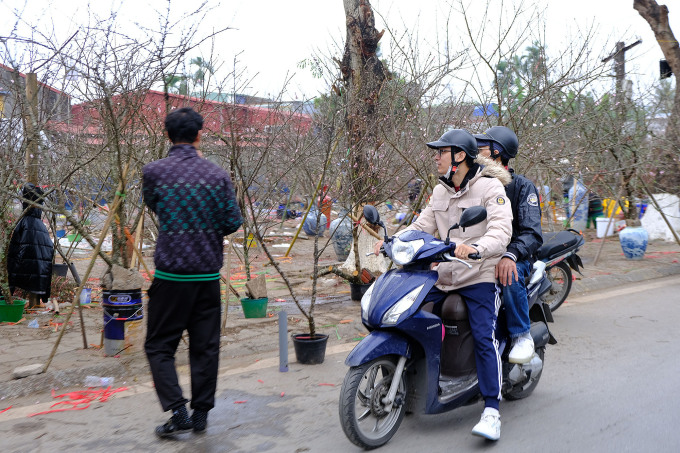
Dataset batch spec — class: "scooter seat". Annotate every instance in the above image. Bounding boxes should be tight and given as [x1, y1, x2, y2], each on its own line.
[536, 230, 584, 261]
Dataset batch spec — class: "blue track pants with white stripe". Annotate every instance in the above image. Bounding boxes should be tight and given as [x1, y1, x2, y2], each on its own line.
[424, 282, 502, 409]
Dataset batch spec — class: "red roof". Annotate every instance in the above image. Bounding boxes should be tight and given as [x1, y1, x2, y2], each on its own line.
[67, 90, 312, 139]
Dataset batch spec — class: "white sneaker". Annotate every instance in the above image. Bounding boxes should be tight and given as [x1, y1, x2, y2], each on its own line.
[471, 408, 501, 441]
[509, 332, 534, 364]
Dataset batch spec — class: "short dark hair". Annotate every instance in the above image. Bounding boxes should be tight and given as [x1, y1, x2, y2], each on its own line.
[164, 107, 203, 144]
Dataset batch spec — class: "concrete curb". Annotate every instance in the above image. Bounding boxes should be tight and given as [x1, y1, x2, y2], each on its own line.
[572, 263, 680, 295]
[0, 361, 127, 400]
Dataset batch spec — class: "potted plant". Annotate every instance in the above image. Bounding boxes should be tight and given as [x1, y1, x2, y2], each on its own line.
[0, 185, 23, 321]
[240, 274, 269, 319]
[250, 165, 332, 364]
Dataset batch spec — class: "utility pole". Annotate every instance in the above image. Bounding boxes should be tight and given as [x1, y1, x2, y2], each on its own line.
[24, 72, 39, 184]
[601, 40, 643, 224]
[602, 40, 642, 101]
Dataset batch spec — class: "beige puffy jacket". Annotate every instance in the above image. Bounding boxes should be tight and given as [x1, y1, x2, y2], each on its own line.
[402, 156, 513, 291]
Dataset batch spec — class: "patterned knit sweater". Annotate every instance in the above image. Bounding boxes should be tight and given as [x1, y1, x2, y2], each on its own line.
[142, 144, 242, 275]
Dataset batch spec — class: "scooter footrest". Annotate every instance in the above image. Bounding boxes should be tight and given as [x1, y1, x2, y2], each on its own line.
[438, 374, 477, 399]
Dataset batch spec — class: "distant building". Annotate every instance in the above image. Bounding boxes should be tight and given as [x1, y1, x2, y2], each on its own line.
[202, 92, 317, 115]
[53, 89, 312, 148]
[431, 103, 499, 134]
[648, 113, 668, 137]
[0, 63, 71, 121]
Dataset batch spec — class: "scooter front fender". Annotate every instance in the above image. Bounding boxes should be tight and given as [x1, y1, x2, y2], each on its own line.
[345, 330, 410, 367]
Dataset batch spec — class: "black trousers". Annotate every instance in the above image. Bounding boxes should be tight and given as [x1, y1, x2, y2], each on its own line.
[144, 278, 221, 412]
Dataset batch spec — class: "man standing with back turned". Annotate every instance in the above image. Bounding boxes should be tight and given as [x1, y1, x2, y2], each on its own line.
[143, 107, 242, 437]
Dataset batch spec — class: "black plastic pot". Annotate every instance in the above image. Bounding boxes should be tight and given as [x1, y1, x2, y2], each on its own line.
[291, 333, 329, 365]
[52, 263, 69, 277]
[349, 283, 371, 301]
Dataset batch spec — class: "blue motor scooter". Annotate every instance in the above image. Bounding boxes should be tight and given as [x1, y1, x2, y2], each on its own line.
[339, 205, 556, 449]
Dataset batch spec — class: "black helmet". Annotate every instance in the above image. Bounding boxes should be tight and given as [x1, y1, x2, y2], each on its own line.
[426, 129, 478, 159]
[475, 126, 518, 158]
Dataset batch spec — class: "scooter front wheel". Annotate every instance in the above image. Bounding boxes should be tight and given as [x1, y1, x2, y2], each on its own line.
[339, 356, 407, 450]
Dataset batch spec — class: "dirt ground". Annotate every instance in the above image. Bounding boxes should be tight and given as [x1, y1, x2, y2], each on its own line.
[1, 212, 679, 399]
[0, 215, 362, 395]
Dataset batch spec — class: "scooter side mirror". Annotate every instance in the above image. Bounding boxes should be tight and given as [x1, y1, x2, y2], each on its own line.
[363, 205, 380, 225]
[363, 204, 389, 242]
[459, 206, 487, 229]
[445, 206, 487, 245]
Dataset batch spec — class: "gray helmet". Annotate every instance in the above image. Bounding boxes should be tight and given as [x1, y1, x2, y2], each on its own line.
[426, 129, 478, 159]
[475, 126, 518, 158]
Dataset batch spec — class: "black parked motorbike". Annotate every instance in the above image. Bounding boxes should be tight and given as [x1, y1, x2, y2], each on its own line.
[535, 229, 585, 312]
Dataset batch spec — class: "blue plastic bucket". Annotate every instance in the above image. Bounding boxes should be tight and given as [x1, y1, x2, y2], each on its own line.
[102, 289, 143, 343]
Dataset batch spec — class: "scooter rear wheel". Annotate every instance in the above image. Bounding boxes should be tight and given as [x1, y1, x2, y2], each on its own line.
[541, 261, 572, 312]
[339, 357, 407, 449]
[505, 348, 545, 400]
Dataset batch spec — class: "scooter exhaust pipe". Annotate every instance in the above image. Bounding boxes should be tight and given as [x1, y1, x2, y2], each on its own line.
[530, 321, 550, 348]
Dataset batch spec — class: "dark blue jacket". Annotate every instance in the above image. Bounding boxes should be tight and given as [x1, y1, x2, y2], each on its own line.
[142, 144, 242, 274]
[504, 169, 543, 263]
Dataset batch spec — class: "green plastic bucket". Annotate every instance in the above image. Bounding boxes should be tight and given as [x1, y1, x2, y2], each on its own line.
[0, 299, 27, 323]
[240, 297, 268, 318]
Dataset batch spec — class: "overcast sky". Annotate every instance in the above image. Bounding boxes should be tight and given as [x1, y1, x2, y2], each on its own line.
[1, 0, 678, 100]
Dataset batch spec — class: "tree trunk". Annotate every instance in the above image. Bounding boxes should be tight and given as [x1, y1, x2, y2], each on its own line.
[634, 0, 680, 149]
[341, 0, 387, 203]
[341, 0, 388, 274]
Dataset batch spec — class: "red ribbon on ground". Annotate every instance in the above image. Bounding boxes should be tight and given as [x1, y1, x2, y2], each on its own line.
[28, 387, 128, 417]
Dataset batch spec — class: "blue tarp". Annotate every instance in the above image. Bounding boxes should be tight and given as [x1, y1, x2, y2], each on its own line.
[472, 105, 498, 117]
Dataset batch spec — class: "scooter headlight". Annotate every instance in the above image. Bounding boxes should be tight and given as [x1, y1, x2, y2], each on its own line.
[360, 282, 375, 319]
[391, 237, 425, 266]
[382, 284, 425, 325]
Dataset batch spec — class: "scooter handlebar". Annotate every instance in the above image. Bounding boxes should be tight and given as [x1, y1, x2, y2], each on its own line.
[442, 251, 481, 261]
[366, 245, 386, 257]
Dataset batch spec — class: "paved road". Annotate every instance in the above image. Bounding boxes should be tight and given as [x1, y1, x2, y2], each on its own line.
[2, 276, 679, 452]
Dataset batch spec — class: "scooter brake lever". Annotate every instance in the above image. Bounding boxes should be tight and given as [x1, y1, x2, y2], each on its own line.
[366, 246, 386, 257]
[442, 252, 473, 269]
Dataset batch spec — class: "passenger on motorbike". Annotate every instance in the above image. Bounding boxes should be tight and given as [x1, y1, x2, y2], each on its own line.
[475, 126, 543, 364]
[374, 129, 512, 440]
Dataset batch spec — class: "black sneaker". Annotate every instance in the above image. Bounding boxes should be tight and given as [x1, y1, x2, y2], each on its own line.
[192, 409, 208, 433]
[155, 408, 193, 438]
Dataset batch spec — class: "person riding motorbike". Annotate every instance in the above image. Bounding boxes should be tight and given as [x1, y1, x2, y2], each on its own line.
[374, 129, 512, 440]
[475, 126, 543, 364]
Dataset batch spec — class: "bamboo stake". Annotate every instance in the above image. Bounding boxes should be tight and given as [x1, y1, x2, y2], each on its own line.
[222, 234, 233, 335]
[43, 180, 128, 373]
[284, 186, 323, 257]
[130, 213, 144, 269]
[53, 244, 88, 349]
[285, 139, 339, 257]
[123, 223, 151, 277]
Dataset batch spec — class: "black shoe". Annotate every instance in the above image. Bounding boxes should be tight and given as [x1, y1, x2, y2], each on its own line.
[155, 408, 193, 438]
[192, 409, 208, 433]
